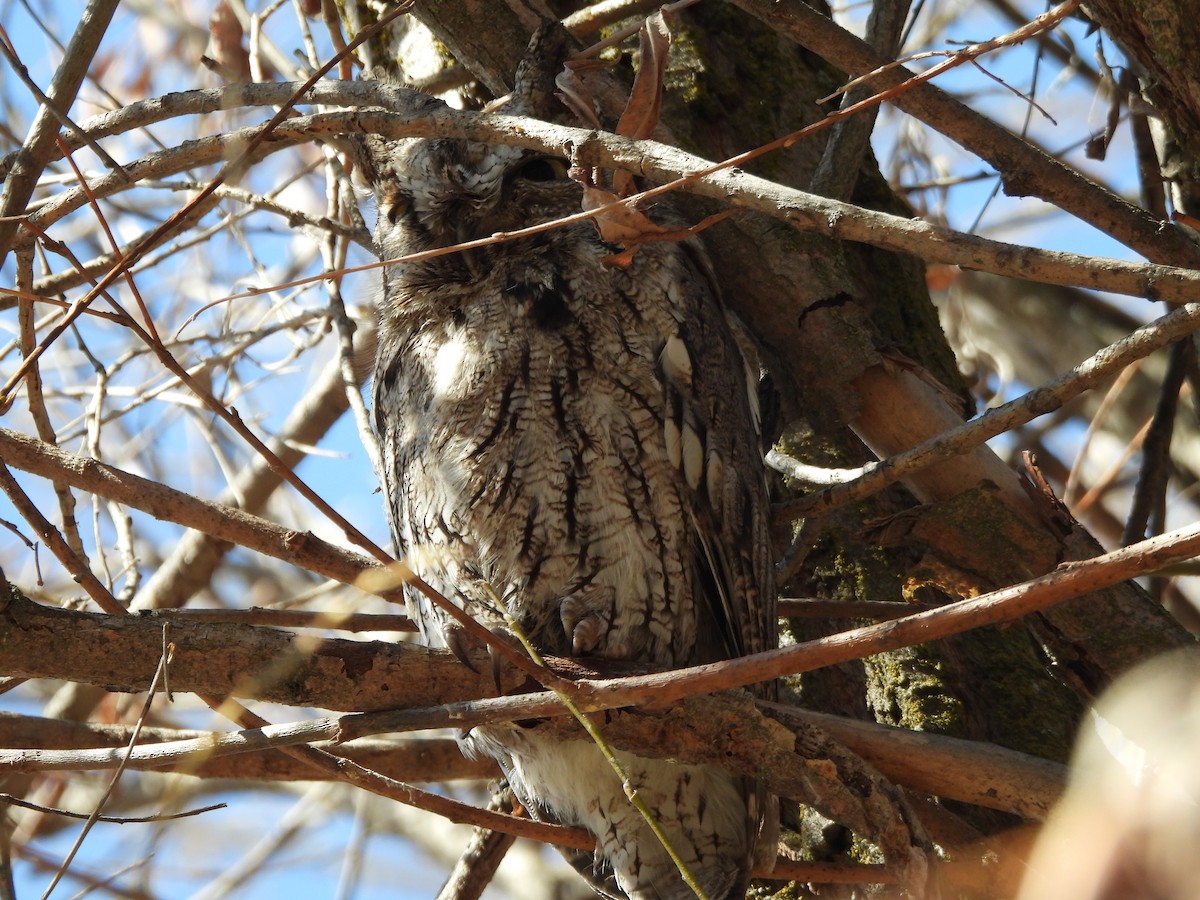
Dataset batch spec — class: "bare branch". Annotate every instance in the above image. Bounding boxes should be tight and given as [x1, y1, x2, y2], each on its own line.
[0, 643, 1063, 822]
[0, 793, 224, 824]
[0, 588, 511, 712]
[0, 714, 492, 781]
[728, 0, 1200, 268]
[0, 0, 120, 260]
[0, 425, 381, 592]
[783, 300, 1200, 517]
[10, 86, 1200, 305]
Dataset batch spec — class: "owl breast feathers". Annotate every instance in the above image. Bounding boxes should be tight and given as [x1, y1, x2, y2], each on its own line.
[357, 41, 777, 899]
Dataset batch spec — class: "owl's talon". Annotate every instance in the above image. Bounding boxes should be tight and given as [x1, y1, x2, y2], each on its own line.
[444, 624, 481, 674]
[489, 642, 505, 696]
[560, 592, 612, 656]
[571, 612, 606, 655]
[445, 624, 510, 696]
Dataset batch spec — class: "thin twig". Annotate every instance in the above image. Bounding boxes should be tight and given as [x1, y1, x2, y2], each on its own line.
[11, 87, 1200, 306]
[14, 243, 86, 564]
[1121, 337, 1192, 545]
[766, 448, 868, 485]
[39, 626, 172, 899]
[1063, 359, 1142, 505]
[0, 714, 493, 782]
[728, 0, 1200, 269]
[496, 592, 707, 899]
[0, 0, 120, 260]
[818, 0, 1078, 106]
[0, 794, 224, 824]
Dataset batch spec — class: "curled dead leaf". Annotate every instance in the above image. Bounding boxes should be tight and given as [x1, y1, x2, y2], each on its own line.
[209, 2, 250, 83]
[616, 11, 671, 142]
[582, 184, 668, 246]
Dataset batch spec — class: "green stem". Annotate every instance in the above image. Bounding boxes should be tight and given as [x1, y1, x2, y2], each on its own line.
[486, 587, 708, 900]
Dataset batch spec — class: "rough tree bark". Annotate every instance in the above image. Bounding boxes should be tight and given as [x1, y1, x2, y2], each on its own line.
[369, 0, 1192, 788]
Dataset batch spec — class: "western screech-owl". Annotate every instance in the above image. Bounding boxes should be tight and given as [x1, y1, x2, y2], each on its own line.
[356, 29, 777, 899]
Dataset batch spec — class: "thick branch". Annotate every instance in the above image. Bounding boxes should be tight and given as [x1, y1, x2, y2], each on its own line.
[0, 582, 1081, 821]
[8, 512, 1199, 737]
[0, 593, 1063, 819]
[0, 587, 514, 711]
[728, 0, 1200, 268]
[13, 86, 1200, 301]
[0, 425, 379, 592]
[0, 714, 494, 782]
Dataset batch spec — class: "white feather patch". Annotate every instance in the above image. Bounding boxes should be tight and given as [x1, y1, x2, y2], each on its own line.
[431, 335, 470, 397]
[682, 422, 703, 490]
[661, 334, 693, 387]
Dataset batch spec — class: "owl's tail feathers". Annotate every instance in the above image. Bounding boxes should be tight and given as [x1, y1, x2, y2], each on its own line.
[471, 727, 766, 899]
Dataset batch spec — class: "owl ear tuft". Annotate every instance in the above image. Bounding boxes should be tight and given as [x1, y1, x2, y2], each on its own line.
[511, 23, 578, 121]
[342, 66, 401, 188]
[346, 132, 382, 188]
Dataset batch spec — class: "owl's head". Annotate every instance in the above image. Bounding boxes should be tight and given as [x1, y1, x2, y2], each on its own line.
[367, 138, 576, 268]
[353, 25, 586, 285]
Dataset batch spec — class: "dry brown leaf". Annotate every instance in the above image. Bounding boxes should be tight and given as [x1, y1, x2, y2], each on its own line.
[209, 2, 250, 82]
[582, 184, 668, 247]
[566, 9, 704, 265]
[611, 12, 672, 199]
[615, 11, 671, 143]
[554, 57, 608, 129]
[591, 200, 734, 268]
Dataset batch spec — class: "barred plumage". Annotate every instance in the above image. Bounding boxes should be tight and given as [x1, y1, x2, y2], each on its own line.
[358, 31, 776, 899]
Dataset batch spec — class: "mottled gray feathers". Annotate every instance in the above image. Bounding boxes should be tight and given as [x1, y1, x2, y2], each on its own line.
[361, 27, 776, 899]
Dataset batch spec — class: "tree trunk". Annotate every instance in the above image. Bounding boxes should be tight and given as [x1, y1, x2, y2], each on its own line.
[342, 0, 1196, 877]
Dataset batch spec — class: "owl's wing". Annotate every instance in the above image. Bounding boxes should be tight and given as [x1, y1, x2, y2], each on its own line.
[659, 244, 777, 667]
[658, 242, 783, 879]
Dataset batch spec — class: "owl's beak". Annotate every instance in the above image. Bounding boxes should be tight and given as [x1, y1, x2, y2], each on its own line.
[455, 219, 485, 279]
